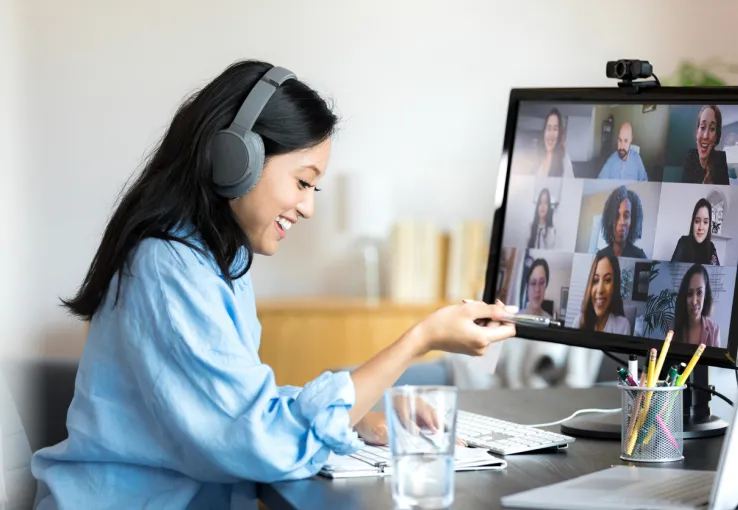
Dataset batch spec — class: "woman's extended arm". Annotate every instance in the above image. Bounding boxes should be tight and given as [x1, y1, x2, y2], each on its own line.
[348, 302, 515, 425]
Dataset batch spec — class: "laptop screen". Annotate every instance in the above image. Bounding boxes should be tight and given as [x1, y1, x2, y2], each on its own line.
[490, 97, 738, 365]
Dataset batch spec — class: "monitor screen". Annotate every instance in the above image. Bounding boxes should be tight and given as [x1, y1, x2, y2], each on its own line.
[486, 89, 738, 368]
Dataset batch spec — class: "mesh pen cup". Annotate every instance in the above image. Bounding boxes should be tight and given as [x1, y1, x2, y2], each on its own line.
[620, 383, 685, 463]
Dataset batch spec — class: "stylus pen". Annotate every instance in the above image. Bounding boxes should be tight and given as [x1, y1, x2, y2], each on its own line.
[500, 314, 563, 328]
[474, 314, 562, 328]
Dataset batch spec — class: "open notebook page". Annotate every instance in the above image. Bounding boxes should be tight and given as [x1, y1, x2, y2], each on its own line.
[319, 444, 507, 479]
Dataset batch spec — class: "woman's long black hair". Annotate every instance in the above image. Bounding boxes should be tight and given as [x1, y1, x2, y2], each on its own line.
[686, 198, 713, 263]
[673, 263, 713, 342]
[579, 253, 625, 331]
[527, 188, 554, 248]
[62, 60, 338, 321]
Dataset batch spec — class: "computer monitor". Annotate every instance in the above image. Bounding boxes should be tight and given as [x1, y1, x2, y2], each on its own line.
[483, 86, 738, 439]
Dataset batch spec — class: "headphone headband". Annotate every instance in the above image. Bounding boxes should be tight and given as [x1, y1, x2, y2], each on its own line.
[228, 66, 296, 136]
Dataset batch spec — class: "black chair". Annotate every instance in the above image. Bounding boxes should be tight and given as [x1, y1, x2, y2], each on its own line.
[1, 357, 78, 509]
[2, 357, 79, 453]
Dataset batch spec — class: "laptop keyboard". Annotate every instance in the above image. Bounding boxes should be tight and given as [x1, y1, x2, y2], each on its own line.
[456, 410, 575, 455]
[612, 471, 714, 507]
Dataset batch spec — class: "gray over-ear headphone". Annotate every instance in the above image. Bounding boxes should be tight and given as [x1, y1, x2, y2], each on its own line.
[211, 66, 296, 198]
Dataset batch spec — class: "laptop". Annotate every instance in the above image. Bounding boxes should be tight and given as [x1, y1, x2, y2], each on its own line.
[500, 406, 738, 510]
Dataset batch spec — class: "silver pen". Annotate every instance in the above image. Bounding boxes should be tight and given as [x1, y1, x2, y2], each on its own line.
[475, 314, 562, 328]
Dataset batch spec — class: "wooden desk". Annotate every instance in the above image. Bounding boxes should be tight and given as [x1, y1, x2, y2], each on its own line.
[257, 386, 724, 510]
[257, 299, 448, 387]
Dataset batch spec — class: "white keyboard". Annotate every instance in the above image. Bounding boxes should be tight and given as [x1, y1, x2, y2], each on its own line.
[456, 410, 575, 455]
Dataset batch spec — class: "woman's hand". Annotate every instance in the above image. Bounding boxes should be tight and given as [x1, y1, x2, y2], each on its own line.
[414, 300, 517, 356]
[354, 410, 468, 447]
[354, 411, 389, 445]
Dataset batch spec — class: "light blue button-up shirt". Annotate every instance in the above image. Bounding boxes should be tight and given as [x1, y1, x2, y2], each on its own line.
[31, 233, 363, 509]
[597, 148, 648, 181]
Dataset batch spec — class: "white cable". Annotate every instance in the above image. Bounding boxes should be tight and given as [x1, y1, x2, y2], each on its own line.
[526, 408, 621, 428]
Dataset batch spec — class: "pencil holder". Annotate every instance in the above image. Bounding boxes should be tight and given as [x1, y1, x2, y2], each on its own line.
[619, 383, 685, 463]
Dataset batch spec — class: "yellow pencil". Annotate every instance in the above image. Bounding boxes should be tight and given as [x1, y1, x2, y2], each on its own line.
[654, 330, 673, 383]
[627, 349, 658, 455]
[625, 371, 648, 453]
[676, 343, 706, 386]
[646, 348, 657, 387]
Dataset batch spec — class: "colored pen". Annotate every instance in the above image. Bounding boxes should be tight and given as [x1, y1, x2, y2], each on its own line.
[654, 330, 673, 382]
[617, 367, 639, 387]
[676, 344, 706, 386]
[628, 354, 639, 381]
[665, 365, 678, 386]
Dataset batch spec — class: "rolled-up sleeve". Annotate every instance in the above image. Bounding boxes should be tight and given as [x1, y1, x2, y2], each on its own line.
[123, 240, 363, 484]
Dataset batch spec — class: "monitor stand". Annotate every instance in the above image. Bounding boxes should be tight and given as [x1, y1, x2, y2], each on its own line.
[560, 364, 728, 440]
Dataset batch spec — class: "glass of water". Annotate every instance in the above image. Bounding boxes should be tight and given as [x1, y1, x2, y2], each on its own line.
[384, 385, 458, 510]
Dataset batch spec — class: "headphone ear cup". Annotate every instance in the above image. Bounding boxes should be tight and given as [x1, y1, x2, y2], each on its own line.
[241, 131, 265, 194]
[211, 130, 265, 198]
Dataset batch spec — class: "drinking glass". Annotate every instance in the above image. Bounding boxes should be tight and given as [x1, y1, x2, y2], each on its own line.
[384, 385, 458, 510]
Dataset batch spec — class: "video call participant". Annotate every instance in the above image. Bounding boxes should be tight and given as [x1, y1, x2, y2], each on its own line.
[682, 105, 729, 185]
[528, 188, 556, 249]
[672, 263, 721, 348]
[573, 253, 630, 335]
[596, 186, 647, 259]
[535, 108, 574, 178]
[671, 198, 720, 265]
[597, 122, 648, 181]
[522, 258, 551, 318]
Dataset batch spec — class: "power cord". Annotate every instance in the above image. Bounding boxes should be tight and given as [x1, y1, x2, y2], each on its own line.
[652, 72, 661, 86]
[687, 382, 734, 407]
[602, 351, 627, 367]
[526, 408, 621, 428]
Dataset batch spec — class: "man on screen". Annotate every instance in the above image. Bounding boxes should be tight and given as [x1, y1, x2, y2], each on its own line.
[597, 122, 648, 181]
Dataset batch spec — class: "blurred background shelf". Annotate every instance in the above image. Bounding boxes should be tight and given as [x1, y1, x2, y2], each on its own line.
[257, 298, 449, 387]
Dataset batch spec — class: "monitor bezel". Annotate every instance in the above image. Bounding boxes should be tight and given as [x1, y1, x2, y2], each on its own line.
[483, 86, 738, 369]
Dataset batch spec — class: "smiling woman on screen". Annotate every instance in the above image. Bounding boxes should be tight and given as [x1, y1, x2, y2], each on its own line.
[682, 105, 729, 185]
[672, 263, 722, 348]
[671, 198, 720, 266]
[574, 253, 630, 335]
[30, 60, 517, 510]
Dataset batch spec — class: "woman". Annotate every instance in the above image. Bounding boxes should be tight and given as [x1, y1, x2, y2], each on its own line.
[563, 253, 629, 389]
[30, 61, 517, 509]
[534, 108, 574, 178]
[522, 258, 552, 317]
[672, 264, 721, 348]
[574, 253, 630, 335]
[682, 105, 729, 185]
[596, 185, 646, 259]
[527, 188, 556, 249]
[671, 198, 720, 265]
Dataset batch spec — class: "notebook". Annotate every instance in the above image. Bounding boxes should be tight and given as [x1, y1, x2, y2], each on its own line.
[319, 443, 507, 479]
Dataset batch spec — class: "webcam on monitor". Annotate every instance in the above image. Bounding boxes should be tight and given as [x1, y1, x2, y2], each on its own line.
[606, 59, 660, 91]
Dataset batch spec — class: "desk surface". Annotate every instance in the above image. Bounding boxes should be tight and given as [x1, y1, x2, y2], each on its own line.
[258, 386, 724, 510]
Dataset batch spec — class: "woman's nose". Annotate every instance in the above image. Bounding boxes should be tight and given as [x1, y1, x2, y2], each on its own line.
[296, 193, 315, 219]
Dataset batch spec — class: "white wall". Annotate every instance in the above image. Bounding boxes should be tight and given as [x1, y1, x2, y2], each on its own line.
[653, 184, 738, 266]
[9, 0, 738, 356]
[0, 0, 32, 360]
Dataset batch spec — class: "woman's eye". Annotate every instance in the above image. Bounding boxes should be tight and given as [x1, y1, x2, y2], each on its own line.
[298, 179, 321, 192]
